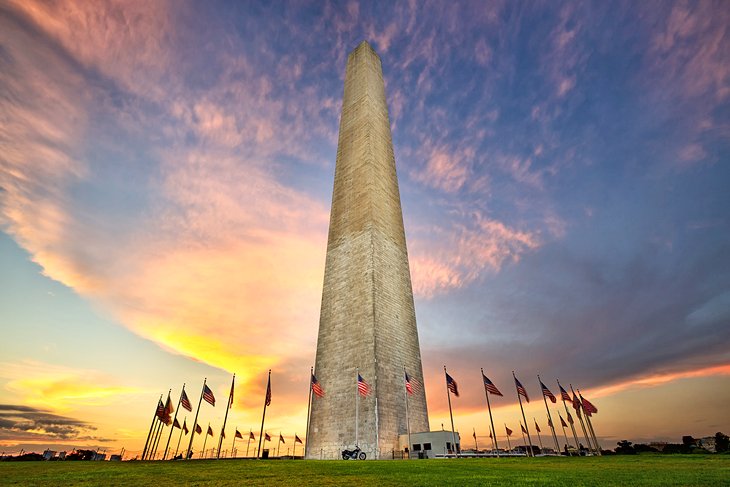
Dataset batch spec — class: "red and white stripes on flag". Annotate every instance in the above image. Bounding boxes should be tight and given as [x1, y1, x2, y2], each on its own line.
[357, 374, 370, 396]
[203, 384, 216, 406]
[265, 375, 272, 406]
[540, 380, 557, 403]
[482, 373, 503, 396]
[559, 384, 572, 402]
[579, 392, 598, 415]
[180, 388, 193, 412]
[445, 372, 459, 397]
[514, 376, 529, 402]
[311, 374, 325, 398]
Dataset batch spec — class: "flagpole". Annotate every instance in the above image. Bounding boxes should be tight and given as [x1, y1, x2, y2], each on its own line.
[186, 378, 207, 460]
[505, 424, 512, 451]
[201, 422, 210, 458]
[142, 394, 162, 460]
[150, 415, 164, 459]
[404, 366, 411, 459]
[444, 366, 458, 456]
[174, 418, 186, 458]
[519, 423, 528, 453]
[277, 433, 282, 457]
[151, 389, 170, 460]
[557, 379, 580, 451]
[217, 374, 235, 458]
[570, 384, 594, 454]
[257, 370, 271, 458]
[305, 367, 313, 459]
[473, 428, 478, 451]
[163, 384, 184, 460]
[571, 385, 597, 455]
[558, 413, 571, 455]
[355, 368, 359, 447]
[513, 371, 534, 457]
[147, 417, 162, 460]
[247, 430, 253, 457]
[481, 368, 500, 458]
[578, 389, 601, 455]
[538, 375, 560, 454]
[534, 418, 544, 453]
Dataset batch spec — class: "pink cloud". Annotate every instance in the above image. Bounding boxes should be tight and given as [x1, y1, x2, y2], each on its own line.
[411, 146, 473, 193]
[410, 216, 540, 298]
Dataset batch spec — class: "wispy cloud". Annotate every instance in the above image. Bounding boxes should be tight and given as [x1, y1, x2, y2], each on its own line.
[0, 404, 105, 443]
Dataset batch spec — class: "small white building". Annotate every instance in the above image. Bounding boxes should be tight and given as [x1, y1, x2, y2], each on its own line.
[399, 431, 461, 458]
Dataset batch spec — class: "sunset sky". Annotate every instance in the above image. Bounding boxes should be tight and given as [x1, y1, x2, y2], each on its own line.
[1, 0, 729, 457]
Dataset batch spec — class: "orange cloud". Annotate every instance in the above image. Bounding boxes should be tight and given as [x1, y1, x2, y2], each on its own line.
[587, 364, 730, 399]
[1, 361, 139, 411]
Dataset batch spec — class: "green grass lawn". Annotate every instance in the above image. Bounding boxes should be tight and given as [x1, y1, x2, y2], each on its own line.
[1, 455, 728, 486]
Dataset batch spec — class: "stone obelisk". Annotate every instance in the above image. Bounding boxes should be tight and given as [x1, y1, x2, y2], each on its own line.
[307, 41, 429, 459]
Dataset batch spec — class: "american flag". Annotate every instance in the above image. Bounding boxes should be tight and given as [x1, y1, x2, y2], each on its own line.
[404, 371, 414, 395]
[559, 415, 568, 428]
[489, 429, 493, 439]
[566, 412, 574, 425]
[173, 418, 181, 429]
[295, 435, 303, 444]
[221, 429, 225, 439]
[540, 380, 557, 403]
[579, 392, 598, 415]
[249, 431, 255, 440]
[559, 383, 572, 402]
[265, 375, 272, 406]
[235, 429, 243, 439]
[521, 424, 528, 434]
[534, 420, 541, 433]
[183, 419, 189, 435]
[264, 432, 271, 441]
[228, 379, 235, 409]
[164, 395, 175, 418]
[482, 373, 503, 396]
[505, 426, 513, 437]
[445, 372, 459, 397]
[195, 423, 203, 434]
[548, 417, 553, 428]
[572, 392, 581, 412]
[279, 434, 285, 444]
[207, 425, 214, 437]
[311, 374, 325, 398]
[357, 374, 370, 396]
[180, 389, 192, 412]
[514, 376, 529, 402]
[203, 384, 216, 406]
[155, 399, 165, 418]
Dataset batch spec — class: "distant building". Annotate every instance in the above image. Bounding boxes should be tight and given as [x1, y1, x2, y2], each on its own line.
[697, 436, 716, 452]
[42, 450, 56, 460]
[398, 431, 461, 458]
[92, 452, 106, 461]
[57, 451, 66, 460]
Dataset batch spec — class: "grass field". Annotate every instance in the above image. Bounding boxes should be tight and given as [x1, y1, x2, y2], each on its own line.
[1, 455, 728, 486]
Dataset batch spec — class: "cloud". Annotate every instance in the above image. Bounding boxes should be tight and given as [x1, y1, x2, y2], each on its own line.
[410, 213, 539, 297]
[0, 361, 139, 411]
[411, 146, 473, 193]
[0, 404, 108, 444]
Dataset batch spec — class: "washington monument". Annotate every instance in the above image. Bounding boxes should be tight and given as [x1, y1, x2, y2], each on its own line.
[306, 41, 429, 459]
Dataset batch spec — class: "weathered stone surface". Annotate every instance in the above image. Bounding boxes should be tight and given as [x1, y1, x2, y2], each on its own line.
[306, 41, 429, 460]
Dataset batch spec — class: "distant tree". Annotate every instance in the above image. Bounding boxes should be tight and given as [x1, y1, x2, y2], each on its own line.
[14, 453, 44, 461]
[682, 436, 696, 447]
[615, 440, 636, 455]
[633, 444, 659, 453]
[715, 432, 729, 453]
[662, 443, 689, 454]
